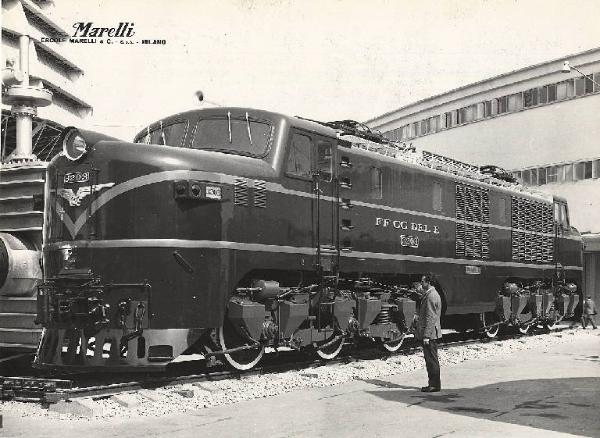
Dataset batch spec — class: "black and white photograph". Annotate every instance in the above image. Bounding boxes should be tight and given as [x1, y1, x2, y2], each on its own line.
[1, 0, 599, 436]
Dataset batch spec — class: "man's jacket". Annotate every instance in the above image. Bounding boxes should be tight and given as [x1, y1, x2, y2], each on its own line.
[416, 286, 442, 340]
[583, 299, 597, 315]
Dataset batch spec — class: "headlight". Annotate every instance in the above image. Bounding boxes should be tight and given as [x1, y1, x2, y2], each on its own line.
[62, 128, 88, 161]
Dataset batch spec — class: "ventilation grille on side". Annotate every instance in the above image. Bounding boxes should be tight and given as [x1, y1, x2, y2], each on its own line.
[455, 184, 489, 259]
[234, 178, 249, 206]
[254, 180, 267, 208]
[511, 197, 553, 262]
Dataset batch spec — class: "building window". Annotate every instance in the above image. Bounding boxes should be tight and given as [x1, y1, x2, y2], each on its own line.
[539, 86, 548, 104]
[403, 125, 410, 140]
[538, 167, 547, 185]
[585, 161, 593, 179]
[411, 122, 419, 138]
[444, 111, 453, 128]
[467, 105, 476, 122]
[564, 163, 574, 182]
[556, 82, 568, 100]
[522, 169, 531, 185]
[530, 168, 538, 185]
[546, 166, 558, 184]
[508, 93, 522, 111]
[524, 88, 539, 107]
[458, 107, 465, 124]
[585, 76, 594, 94]
[546, 84, 557, 102]
[575, 162, 585, 180]
[595, 73, 600, 92]
[593, 160, 600, 179]
[484, 99, 498, 117]
[421, 118, 430, 135]
[497, 96, 508, 114]
[475, 102, 485, 120]
[575, 77, 586, 96]
[484, 101, 492, 117]
[430, 116, 440, 133]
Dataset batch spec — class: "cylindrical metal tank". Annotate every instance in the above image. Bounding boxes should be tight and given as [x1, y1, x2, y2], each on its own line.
[0, 232, 42, 296]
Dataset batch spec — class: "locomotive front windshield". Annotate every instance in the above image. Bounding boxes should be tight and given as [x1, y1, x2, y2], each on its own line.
[135, 116, 273, 157]
[191, 117, 272, 157]
[136, 121, 188, 147]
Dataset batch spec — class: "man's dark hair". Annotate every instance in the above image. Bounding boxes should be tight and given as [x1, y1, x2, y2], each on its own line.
[422, 274, 433, 284]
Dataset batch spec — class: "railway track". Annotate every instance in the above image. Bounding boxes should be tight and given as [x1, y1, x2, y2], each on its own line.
[0, 324, 572, 405]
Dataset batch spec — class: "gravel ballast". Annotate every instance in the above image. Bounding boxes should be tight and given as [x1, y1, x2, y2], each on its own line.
[2, 327, 598, 422]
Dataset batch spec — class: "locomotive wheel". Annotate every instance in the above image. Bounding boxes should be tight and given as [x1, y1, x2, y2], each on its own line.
[379, 335, 405, 353]
[544, 317, 560, 330]
[480, 313, 500, 338]
[315, 335, 345, 360]
[483, 325, 499, 338]
[218, 322, 265, 371]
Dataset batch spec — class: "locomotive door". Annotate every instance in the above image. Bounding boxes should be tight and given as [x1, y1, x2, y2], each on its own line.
[313, 138, 339, 275]
[553, 198, 578, 272]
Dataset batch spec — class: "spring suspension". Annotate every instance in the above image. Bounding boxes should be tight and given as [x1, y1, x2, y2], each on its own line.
[373, 303, 394, 324]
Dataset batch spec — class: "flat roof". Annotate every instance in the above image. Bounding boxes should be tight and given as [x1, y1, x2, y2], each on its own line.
[365, 46, 600, 124]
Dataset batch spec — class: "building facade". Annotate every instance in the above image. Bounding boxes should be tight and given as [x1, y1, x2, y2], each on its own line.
[2, 0, 92, 160]
[367, 47, 600, 306]
[1, 0, 92, 350]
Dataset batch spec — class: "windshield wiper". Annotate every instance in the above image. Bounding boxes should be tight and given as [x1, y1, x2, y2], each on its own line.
[245, 111, 253, 146]
[159, 120, 166, 145]
[227, 111, 232, 143]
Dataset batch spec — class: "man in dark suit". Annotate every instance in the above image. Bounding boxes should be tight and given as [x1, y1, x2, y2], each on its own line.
[582, 296, 597, 329]
[415, 274, 442, 392]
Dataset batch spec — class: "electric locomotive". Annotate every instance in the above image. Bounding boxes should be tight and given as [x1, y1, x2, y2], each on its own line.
[34, 107, 583, 372]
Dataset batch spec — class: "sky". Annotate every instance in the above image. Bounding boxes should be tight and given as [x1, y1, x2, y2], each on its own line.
[54, 0, 600, 141]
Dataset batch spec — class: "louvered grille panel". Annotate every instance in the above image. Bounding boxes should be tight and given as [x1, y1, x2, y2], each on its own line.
[234, 178, 249, 206]
[481, 226, 490, 258]
[455, 184, 489, 259]
[511, 196, 554, 263]
[456, 222, 465, 256]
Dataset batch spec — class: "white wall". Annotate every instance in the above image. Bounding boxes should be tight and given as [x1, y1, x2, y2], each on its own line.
[540, 179, 600, 234]
[410, 95, 600, 169]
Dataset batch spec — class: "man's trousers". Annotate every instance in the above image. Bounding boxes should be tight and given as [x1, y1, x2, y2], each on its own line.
[422, 339, 441, 389]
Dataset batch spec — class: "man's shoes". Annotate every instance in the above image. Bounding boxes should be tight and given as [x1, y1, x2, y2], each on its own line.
[420, 386, 441, 392]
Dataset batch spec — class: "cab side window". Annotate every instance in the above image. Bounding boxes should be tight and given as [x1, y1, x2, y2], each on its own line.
[554, 202, 570, 229]
[317, 141, 333, 182]
[286, 133, 312, 179]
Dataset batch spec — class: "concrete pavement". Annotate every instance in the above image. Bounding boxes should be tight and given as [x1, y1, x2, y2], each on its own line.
[1, 331, 599, 438]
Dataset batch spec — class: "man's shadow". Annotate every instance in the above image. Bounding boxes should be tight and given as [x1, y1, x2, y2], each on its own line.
[363, 375, 600, 436]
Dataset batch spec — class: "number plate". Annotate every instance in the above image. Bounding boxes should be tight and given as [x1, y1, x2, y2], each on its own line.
[64, 172, 90, 184]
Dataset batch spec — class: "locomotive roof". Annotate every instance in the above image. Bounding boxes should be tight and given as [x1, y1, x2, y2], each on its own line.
[345, 134, 554, 203]
[134, 107, 337, 141]
[135, 107, 551, 202]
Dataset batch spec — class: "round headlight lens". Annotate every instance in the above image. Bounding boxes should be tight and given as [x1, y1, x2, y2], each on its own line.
[63, 129, 88, 161]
